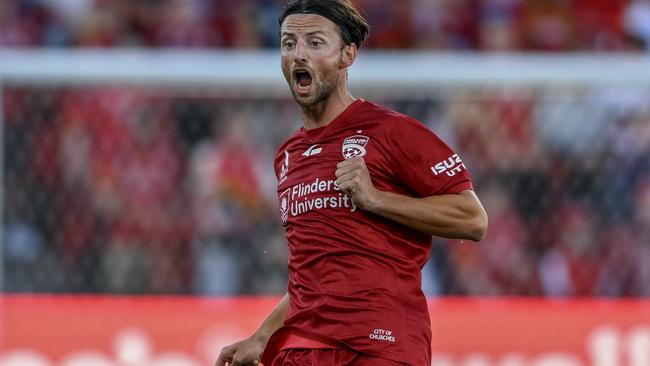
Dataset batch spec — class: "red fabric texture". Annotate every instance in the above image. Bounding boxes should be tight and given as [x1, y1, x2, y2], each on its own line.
[272, 100, 473, 366]
[269, 348, 405, 366]
[279, 332, 340, 351]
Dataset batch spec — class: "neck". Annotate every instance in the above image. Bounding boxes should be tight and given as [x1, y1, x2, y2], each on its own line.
[300, 86, 356, 130]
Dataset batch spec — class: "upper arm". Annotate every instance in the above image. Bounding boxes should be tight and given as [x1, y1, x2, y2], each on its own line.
[424, 190, 487, 241]
[421, 190, 484, 214]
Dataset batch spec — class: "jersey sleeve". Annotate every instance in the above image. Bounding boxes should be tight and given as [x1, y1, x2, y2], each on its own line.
[386, 117, 473, 197]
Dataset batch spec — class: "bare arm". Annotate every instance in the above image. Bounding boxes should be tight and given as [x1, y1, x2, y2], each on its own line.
[364, 189, 487, 241]
[250, 293, 289, 345]
[336, 158, 487, 241]
[216, 293, 289, 366]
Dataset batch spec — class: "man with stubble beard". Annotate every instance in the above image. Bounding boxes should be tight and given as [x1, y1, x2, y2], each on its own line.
[217, 1, 488, 365]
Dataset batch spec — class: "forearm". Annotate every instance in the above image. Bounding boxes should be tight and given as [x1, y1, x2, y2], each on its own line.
[252, 293, 289, 343]
[216, 294, 289, 366]
[365, 190, 487, 241]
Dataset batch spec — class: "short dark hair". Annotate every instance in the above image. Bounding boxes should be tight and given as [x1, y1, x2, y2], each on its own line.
[279, 0, 370, 48]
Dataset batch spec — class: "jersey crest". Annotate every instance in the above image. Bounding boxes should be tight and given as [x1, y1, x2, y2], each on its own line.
[342, 135, 370, 159]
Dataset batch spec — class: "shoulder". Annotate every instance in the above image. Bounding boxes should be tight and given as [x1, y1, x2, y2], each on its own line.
[356, 100, 436, 142]
[358, 100, 428, 132]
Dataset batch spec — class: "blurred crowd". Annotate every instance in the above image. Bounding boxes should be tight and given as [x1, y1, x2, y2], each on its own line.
[3, 84, 650, 297]
[1, 0, 650, 52]
[2, 0, 650, 298]
[4, 88, 290, 294]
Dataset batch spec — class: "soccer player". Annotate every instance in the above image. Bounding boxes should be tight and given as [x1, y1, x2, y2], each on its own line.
[216, 0, 488, 365]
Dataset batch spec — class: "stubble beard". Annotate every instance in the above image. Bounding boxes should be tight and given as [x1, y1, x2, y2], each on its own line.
[291, 67, 340, 109]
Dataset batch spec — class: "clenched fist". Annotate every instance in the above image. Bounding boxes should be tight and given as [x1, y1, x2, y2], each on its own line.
[335, 157, 378, 211]
[215, 336, 265, 366]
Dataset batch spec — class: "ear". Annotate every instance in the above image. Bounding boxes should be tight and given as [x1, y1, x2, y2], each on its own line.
[339, 43, 357, 69]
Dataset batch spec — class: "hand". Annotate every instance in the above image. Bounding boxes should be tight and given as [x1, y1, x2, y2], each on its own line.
[215, 336, 266, 366]
[335, 157, 378, 211]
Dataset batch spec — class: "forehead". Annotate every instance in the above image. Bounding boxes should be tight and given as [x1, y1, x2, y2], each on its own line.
[280, 13, 340, 37]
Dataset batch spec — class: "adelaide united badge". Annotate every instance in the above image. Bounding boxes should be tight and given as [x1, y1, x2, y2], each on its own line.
[342, 135, 370, 159]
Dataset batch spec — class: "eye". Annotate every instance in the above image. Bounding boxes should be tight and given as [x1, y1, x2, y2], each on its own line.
[310, 41, 322, 47]
[282, 40, 295, 50]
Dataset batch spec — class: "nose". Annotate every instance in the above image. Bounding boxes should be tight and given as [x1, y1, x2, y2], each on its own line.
[293, 40, 308, 64]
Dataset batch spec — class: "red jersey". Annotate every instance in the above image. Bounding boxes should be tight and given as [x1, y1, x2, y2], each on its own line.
[271, 99, 473, 366]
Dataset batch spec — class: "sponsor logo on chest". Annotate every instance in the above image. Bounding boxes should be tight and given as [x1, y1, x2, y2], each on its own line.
[279, 177, 357, 225]
[278, 134, 374, 225]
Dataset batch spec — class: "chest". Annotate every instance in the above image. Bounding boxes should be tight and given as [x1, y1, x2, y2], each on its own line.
[276, 130, 394, 226]
[278, 131, 387, 191]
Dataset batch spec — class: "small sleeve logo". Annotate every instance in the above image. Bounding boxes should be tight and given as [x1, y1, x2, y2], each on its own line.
[431, 154, 466, 177]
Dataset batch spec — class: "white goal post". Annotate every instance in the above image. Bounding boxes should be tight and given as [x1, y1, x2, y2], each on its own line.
[2, 50, 650, 89]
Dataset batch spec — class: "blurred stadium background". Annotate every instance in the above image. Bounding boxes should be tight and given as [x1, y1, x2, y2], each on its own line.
[1, 0, 650, 365]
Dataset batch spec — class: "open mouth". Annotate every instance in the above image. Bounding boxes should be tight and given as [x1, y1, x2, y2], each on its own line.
[294, 69, 313, 95]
